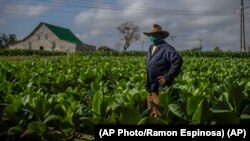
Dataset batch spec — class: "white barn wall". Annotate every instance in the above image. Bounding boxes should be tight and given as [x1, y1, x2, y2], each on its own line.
[10, 24, 77, 52]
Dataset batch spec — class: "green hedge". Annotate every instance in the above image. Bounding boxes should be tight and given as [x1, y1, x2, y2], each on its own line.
[180, 51, 250, 58]
[0, 49, 67, 56]
[76, 51, 250, 58]
[1, 49, 250, 58]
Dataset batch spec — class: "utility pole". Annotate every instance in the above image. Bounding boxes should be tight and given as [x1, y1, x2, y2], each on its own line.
[240, 0, 246, 51]
[198, 39, 203, 49]
[141, 39, 144, 51]
[170, 35, 176, 46]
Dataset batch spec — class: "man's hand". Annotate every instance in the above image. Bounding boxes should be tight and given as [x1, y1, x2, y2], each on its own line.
[157, 76, 166, 86]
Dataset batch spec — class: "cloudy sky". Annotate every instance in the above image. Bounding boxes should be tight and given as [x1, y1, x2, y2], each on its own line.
[0, 0, 250, 51]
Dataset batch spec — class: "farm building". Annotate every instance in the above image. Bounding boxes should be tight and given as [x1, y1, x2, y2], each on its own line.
[9, 22, 96, 52]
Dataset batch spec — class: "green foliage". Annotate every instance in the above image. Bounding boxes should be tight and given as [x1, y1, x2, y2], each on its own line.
[1, 49, 250, 58]
[97, 46, 115, 51]
[0, 52, 249, 140]
[0, 49, 66, 56]
[76, 51, 250, 58]
[179, 51, 250, 58]
[27, 121, 46, 135]
[213, 46, 221, 52]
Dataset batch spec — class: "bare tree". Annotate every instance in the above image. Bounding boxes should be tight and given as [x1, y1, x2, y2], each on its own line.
[117, 21, 140, 51]
[0, 33, 17, 49]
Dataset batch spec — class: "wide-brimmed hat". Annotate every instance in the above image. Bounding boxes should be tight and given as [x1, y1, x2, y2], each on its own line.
[143, 24, 169, 39]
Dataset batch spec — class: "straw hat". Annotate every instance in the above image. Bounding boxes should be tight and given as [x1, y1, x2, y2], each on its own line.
[143, 24, 169, 39]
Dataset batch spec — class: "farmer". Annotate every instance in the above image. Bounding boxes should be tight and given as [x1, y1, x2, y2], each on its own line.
[143, 24, 183, 118]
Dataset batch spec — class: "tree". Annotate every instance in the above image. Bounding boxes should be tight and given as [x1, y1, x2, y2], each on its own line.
[98, 46, 115, 51]
[191, 46, 202, 51]
[213, 46, 221, 52]
[0, 33, 17, 49]
[117, 21, 140, 51]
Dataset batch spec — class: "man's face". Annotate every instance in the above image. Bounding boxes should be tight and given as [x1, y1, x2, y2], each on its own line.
[149, 33, 162, 45]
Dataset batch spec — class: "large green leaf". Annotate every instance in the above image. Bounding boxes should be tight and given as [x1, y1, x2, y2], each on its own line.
[179, 90, 192, 103]
[137, 117, 148, 125]
[212, 110, 240, 124]
[240, 104, 250, 123]
[186, 95, 203, 116]
[159, 92, 172, 111]
[119, 107, 142, 124]
[137, 117, 168, 125]
[191, 97, 209, 125]
[22, 95, 30, 106]
[92, 91, 103, 117]
[91, 81, 100, 91]
[241, 104, 250, 115]
[110, 94, 129, 111]
[240, 114, 250, 120]
[169, 103, 189, 121]
[4, 95, 22, 122]
[79, 117, 95, 132]
[43, 115, 62, 124]
[213, 93, 233, 111]
[7, 126, 24, 136]
[27, 121, 46, 134]
[226, 82, 245, 114]
[34, 96, 50, 118]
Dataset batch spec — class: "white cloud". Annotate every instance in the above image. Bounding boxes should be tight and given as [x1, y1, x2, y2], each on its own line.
[73, 1, 174, 49]
[74, 10, 96, 26]
[26, 5, 48, 16]
[4, 4, 49, 17]
[75, 33, 88, 42]
[73, 0, 246, 51]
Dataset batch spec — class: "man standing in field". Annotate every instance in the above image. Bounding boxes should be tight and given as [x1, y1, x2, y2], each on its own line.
[144, 24, 183, 118]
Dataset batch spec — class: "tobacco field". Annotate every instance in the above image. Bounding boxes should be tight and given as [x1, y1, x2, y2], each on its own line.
[0, 52, 250, 140]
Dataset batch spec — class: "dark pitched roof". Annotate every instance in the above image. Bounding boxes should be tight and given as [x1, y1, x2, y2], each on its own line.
[43, 22, 84, 45]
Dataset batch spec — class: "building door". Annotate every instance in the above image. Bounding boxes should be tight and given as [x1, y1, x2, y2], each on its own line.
[40, 46, 44, 50]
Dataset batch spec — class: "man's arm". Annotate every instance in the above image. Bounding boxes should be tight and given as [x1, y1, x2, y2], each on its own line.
[163, 48, 183, 85]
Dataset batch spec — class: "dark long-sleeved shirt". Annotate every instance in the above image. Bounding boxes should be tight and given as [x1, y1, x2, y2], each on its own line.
[146, 41, 183, 92]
